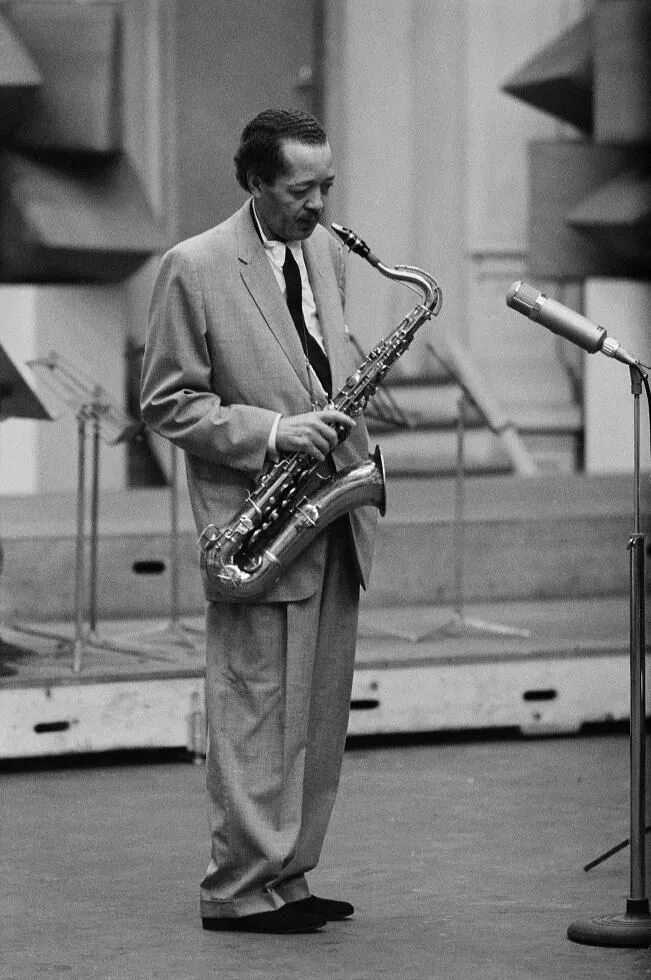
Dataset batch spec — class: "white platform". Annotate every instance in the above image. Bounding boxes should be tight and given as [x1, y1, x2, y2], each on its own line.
[0, 595, 643, 759]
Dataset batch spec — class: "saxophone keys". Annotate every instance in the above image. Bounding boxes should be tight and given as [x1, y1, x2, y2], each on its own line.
[197, 524, 219, 551]
[235, 516, 255, 534]
[295, 500, 320, 528]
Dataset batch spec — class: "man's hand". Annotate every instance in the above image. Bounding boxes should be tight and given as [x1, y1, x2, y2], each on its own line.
[276, 410, 355, 461]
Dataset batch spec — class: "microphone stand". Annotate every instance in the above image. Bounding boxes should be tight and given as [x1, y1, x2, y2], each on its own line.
[0, 343, 55, 652]
[422, 347, 531, 640]
[10, 353, 167, 673]
[567, 362, 651, 947]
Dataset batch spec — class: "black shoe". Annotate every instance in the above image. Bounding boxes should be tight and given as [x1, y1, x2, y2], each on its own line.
[201, 905, 326, 934]
[293, 895, 355, 920]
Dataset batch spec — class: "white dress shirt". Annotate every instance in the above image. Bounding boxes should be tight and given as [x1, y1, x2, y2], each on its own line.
[251, 200, 329, 457]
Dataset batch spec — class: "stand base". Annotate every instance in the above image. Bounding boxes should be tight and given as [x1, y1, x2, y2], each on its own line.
[422, 612, 531, 641]
[130, 619, 204, 650]
[84, 629, 172, 661]
[8, 622, 173, 671]
[567, 903, 651, 948]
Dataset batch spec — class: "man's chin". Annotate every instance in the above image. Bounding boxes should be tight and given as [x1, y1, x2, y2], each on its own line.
[295, 220, 319, 239]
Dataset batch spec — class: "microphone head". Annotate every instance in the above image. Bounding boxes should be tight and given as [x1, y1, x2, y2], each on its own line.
[506, 281, 543, 317]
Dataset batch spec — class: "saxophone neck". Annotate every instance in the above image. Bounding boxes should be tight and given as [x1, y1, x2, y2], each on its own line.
[376, 261, 442, 316]
[331, 222, 442, 316]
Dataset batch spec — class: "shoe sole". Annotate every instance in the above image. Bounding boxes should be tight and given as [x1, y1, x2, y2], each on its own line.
[201, 917, 325, 934]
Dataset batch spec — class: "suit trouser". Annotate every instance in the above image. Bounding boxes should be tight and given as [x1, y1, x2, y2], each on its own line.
[200, 520, 360, 919]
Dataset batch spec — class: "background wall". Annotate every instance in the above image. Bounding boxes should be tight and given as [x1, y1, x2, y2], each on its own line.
[1, 0, 648, 497]
[0, 0, 168, 493]
[325, 0, 589, 472]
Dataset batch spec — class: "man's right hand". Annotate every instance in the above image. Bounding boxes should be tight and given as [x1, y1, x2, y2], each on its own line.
[276, 410, 355, 461]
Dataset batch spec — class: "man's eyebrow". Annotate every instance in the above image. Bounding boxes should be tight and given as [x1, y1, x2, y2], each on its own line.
[290, 175, 336, 188]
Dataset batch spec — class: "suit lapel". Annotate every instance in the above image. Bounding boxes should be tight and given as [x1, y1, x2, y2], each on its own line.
[235, 205, 313, 395]
[302, 235, 346, 394]
[235, 204, 345, 402]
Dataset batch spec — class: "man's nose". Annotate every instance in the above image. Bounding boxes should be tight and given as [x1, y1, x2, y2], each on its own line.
[305, 191, 324, 212]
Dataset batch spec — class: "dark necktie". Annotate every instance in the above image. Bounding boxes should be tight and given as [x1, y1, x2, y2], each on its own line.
[282, 246, 332, 398]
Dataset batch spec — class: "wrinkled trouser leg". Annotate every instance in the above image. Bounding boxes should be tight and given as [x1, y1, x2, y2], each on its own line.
[200, 522, 359, 919]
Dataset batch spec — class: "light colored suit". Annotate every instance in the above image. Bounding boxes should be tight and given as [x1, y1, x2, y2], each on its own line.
[141, 200, 377, 602]
[141, 201, 377, 918]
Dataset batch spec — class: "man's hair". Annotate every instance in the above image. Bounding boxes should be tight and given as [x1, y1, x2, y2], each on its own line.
[234, 108, 328, 191]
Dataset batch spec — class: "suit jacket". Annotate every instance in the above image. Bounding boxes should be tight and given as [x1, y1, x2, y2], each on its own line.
[140, 200, 378, 603]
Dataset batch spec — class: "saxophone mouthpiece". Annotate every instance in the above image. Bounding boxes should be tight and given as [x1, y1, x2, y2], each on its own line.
[331, 222, 381, 267]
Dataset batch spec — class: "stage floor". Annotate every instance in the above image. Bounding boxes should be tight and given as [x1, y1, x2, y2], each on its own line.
[0, 594, 647, 758]
[1, 731, 648, 977]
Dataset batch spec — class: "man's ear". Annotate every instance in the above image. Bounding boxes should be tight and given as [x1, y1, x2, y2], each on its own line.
[248, 172, 262, 197]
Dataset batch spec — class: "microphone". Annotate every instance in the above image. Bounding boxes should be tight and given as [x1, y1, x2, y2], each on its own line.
[506, 281, 644, 369]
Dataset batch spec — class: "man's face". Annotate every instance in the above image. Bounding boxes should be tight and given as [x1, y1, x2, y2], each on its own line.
[250, 139, 335, 242]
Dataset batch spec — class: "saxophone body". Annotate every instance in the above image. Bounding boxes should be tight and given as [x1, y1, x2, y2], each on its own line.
[198, 224, 442, 600]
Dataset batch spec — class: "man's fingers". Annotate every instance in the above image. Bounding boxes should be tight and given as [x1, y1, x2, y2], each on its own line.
[319, 409, 355, 431]
[275, 410, 355, 457]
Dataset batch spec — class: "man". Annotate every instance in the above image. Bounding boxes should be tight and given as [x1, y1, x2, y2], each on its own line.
[140, 108, 377, 934]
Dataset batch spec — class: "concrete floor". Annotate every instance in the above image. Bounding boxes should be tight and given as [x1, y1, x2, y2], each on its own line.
[2, 732, 650, 979]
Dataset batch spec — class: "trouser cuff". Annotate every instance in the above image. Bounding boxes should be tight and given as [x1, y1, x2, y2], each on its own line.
[274, 875, 310, 904]
[200, 890, 285, 920]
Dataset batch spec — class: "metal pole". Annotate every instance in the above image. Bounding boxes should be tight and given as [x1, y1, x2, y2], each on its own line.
[452, 393, 466, 616]
[567, 365, 650, 946]
[87, 399, 101, 636]
[628, 532, 646, 910]
[421, 389, 530, 641]
[169, 443, 180, 625]
[627, 374, 646, 911]
[72, 411, 87, 673]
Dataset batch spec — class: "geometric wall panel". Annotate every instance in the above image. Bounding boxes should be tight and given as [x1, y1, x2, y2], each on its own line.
[567, 167, 651, 276]
[4, 1, 121, 153]
[0, 3, 164, 284]
[503, 0, 651, 285]
[528, 141, 643, 279]
[0, 11, 41, 139]
[501, 14, 593, 134]
[595, 0, 651, 144]
[0, 151, 165, 283]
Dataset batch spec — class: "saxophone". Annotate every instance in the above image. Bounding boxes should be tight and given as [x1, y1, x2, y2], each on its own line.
[197, 223, 442, 599]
